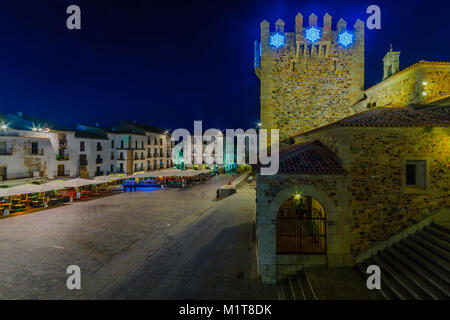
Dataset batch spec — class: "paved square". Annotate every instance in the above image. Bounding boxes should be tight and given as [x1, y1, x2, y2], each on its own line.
[0, 175, 277, 299]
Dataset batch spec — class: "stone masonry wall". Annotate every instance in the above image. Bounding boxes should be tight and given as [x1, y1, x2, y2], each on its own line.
[258, 14, 365, 142]
[363, 62, 450, 108]
[294, 126, 450, 255]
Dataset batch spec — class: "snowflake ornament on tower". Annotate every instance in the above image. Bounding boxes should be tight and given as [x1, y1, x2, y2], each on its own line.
[305, 26, 321, 43]
[269, 33, 285, 49]
[338, 31, 353, 47]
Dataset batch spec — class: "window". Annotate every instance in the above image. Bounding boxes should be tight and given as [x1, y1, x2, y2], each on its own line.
[80, 141, 85, 152]
[31, 142, 38, 155]
[405, 160, 427, 192]
[111, 140, 114, 148]
[142, 141, 144, 149]
[111, 164, 114, 172]
[135, 141, 138, 149]
[120, 140, 124, 149]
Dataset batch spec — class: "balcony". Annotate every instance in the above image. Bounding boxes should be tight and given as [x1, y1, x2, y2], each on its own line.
[95, 170, 104, 176]
[56, 154, 69, 161]
[159, 153, 163, 157]
[153, 153, 158, 157]
[140, 155, 145, 160]
[96, 145, 102, 151]
[96, 157, 103, 164]
[147, 153, 152, 158]
[0, 148, 13, 156]
[54, 170, 70, 177]
[79, 159, 88, 166]
[28, 148, 44, 156]
[59, 140, 67, 148]
[118, 157, 125, 161]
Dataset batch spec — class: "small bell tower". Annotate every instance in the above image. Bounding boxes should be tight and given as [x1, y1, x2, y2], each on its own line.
[382, 44, 401, 80]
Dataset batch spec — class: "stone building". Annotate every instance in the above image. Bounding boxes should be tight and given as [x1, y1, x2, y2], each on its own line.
[254, 14, 450, 285]
[353, 48, 450, 113]
[0, 112, 112, 181]
[255, 13, 365, 142]
[0, 113, 173, 183]
[256, 106, 450, 283]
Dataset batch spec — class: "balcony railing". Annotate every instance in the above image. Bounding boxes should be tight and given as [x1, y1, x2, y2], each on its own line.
[54, 170, 70, 177]
[56, 154, 69, 161]
[0, 148, 13, 156]
[29, 148, 44, 156]
[96, 158, 103, 164]
[118, 157, 125, 161]
[147, 153, 152, 158]
[140, 155, 145, 160]
[96, 146, 102, 151]
[153, 153, 158, 157]
[79, 159, 88, 165]
[95, 171, 104, 176]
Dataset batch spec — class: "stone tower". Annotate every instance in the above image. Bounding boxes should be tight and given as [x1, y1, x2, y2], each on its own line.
[254, 13, 365, 141]
[382, 45, 401, 80]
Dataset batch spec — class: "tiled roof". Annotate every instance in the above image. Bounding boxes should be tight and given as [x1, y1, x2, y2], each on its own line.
[294, 106, 450, 137]
[278, 140, 345, 175]
[74, 130, 109, 140]
[338, 106, 450, 127]
[123, 121, 165, 134]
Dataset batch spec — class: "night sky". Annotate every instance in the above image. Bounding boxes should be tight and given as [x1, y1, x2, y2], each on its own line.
[0, 0, 449, 132]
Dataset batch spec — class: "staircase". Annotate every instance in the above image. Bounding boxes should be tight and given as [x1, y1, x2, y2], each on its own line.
[278, 270, 318, 300]
[357, 223, 450, 300]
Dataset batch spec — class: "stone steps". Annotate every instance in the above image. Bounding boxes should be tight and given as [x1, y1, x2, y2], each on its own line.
[357, 223, 450, 300]
[277, 270, 317, 300]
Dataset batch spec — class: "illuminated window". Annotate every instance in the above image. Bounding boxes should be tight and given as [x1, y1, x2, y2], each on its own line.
[338, 31, 353, 47]
[269, 33, 285, 49]
[305, 26, 321, 43]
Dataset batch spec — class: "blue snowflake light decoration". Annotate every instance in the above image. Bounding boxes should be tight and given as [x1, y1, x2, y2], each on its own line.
[269, 33, 285, 49]
[338, 31, 353, 47]
[305, 26, 321, 43]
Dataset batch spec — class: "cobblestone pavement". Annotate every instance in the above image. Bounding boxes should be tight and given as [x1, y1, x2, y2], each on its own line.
[0, 175, 277, 299]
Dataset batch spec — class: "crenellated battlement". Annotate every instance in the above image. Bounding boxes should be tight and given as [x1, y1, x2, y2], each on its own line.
[255, 12, 365, 141]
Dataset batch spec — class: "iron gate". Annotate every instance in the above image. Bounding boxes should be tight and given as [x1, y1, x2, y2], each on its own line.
[276, 198, 327, 254]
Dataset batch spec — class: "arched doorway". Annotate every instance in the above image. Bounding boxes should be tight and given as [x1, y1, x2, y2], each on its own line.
[276, 194, 327, 254]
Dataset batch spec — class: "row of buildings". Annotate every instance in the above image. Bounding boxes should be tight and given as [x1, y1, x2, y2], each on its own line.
[0, 113, 174, 184]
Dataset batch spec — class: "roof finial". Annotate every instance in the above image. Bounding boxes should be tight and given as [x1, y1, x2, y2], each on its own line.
[390, 43, 393, 51]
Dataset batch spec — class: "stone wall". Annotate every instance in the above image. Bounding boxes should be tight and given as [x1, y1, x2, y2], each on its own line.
[357, 62, 450, 111]
[294, 126, 450, 255]
[257, 14, 365, 142]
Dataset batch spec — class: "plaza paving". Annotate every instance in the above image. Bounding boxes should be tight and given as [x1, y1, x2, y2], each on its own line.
[0, 174, 277, 299]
